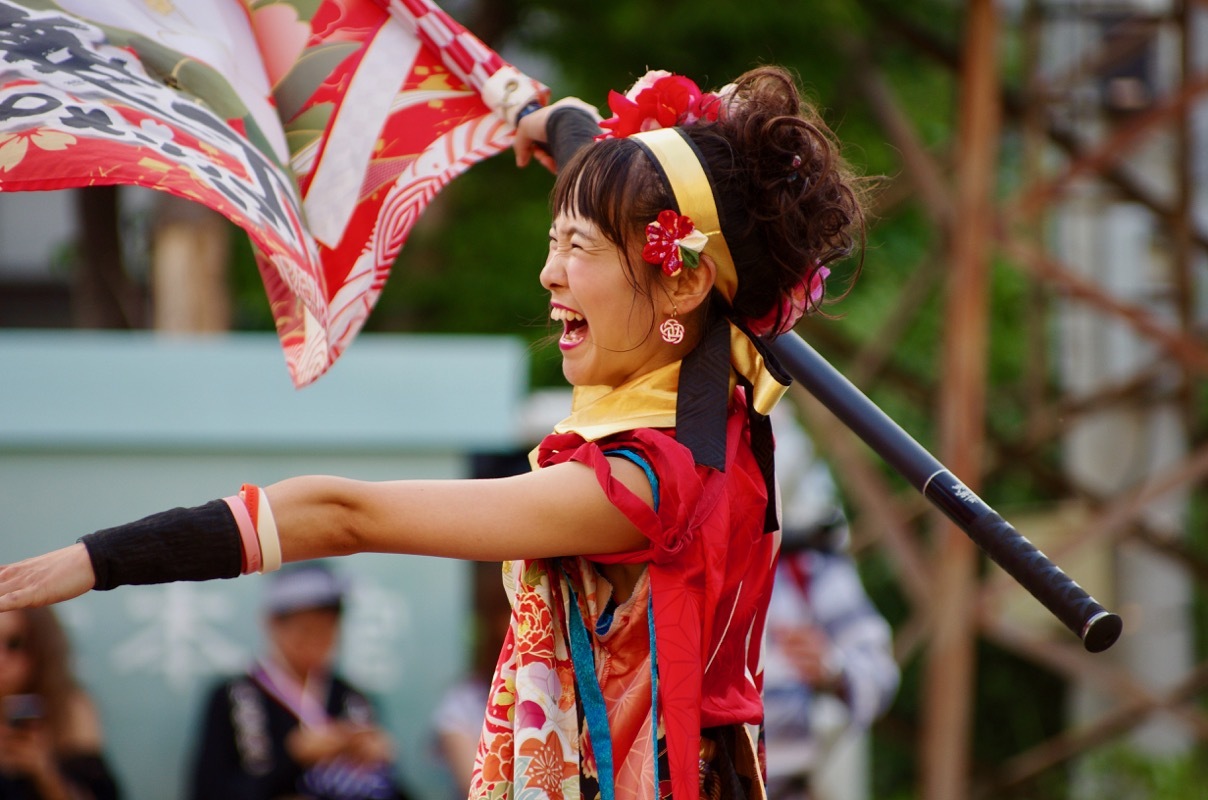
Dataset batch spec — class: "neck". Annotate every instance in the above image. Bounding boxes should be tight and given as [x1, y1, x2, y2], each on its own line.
[264, 649, 320, 686]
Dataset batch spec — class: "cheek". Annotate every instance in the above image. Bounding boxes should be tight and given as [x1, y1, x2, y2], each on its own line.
[627, 304, 657, 339]
[0, 659, 32, 693]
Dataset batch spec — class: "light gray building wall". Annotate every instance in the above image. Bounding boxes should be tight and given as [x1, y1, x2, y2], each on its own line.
[0, 331, 529, 800]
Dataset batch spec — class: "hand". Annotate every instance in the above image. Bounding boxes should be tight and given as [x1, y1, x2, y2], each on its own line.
[0, 720, 71, 799]
[0, 543, 96, 612]
[343, 725, 395, 766]
[513, 96, 600, 172]
[773, 624, 844, 691]
[286, 724, 348, 766]
[286, 722, 394, 768]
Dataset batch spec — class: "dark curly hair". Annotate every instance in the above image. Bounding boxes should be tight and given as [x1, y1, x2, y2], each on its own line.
[553, 66, 865, 334]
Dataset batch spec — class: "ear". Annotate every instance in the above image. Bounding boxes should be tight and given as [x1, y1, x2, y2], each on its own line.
[661, 253, 717, 316]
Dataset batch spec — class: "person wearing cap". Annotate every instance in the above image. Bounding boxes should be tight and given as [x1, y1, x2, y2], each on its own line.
[187, 564, 409, 800]
[763, 405, 899, 800]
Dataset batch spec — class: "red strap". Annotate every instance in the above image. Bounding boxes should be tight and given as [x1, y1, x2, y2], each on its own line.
[785, 552, 812, 598]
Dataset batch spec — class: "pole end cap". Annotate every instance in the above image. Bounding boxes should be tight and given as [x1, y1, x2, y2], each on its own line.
[1082, 611, 1123, 653]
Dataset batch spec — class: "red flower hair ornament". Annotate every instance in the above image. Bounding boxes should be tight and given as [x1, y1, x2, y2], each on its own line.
[642, 209, 709, 278]
[602, 70, 830, 332]
[597, 70, 724, 139]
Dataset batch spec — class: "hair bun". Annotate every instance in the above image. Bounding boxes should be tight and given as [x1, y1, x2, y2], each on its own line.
[689, 66, 865, 332]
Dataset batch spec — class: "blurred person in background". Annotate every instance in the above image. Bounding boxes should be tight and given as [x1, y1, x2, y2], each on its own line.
[0, 608, 120, 800]
[429, 452, 528, 798]
[763, 405, 900, 800]
[429, 561, 510, 798]
[188, 563, 410, 800]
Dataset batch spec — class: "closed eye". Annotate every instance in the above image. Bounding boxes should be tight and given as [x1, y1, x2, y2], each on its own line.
[552, 220, 609, 253]
[549, 235, 592, 254]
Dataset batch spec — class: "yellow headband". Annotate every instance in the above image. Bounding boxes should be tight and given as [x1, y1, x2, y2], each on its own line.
[630, 128, 739, 303]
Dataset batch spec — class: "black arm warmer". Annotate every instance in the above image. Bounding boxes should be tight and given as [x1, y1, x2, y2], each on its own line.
[80, 499, 243, 590]
[546, 107, 602, 172]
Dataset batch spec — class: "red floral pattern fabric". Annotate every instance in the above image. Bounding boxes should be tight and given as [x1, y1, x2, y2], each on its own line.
[469, 390, 776, 800]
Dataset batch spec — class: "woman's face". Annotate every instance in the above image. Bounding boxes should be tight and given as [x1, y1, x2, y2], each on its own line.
[540, 212, 676, 388]
[0, 612, 32, 697]
[267, 607, 341, 679]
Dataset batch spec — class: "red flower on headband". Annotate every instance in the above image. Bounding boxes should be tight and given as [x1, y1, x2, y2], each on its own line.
[598, 71, 722, 139]
[642, 209, 708, 277]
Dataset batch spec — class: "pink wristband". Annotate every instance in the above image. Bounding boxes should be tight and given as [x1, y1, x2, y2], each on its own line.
[223, 494, 262, 575]
[241, 483, 282, 573]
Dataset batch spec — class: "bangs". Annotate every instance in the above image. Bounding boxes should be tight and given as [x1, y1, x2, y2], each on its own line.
[552, 138, 668, 263]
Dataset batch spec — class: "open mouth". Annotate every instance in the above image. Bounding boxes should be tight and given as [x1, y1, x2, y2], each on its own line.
[551, 306, 587, 347]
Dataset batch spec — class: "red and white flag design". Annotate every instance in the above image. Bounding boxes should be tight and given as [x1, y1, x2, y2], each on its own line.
[0, 0, 546, 386]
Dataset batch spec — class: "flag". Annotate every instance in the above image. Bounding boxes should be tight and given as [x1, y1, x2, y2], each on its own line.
[0, 0, 546, 386]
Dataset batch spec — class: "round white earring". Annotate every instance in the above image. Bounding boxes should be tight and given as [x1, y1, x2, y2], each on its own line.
[659, 308, 684, 344]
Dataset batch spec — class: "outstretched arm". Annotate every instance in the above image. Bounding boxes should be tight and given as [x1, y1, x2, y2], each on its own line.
[267, 457, 650, 562]
[0, 544, 95, 611]
[0, 456, 652, 611]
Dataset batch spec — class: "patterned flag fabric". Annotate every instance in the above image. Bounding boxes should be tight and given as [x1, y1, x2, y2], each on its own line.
[0, 0, 545, 386]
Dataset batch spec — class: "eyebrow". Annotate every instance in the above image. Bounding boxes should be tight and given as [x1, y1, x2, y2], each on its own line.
[551, 221, 596, 240]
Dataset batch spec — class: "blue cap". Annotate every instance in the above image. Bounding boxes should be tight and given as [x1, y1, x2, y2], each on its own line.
[263, 563, 348, 616]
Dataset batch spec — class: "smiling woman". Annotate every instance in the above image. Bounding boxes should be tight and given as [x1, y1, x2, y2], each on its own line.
[0, 65, 865, 800]
[541, 211, 713, 388]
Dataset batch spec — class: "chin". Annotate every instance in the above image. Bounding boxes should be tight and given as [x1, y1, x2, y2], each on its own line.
[560, 358, 592, 388]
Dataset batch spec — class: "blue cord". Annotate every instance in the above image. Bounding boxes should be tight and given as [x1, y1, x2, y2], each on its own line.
[562, 447, 662, 799]
[566, 583, 616, 800]
[604, 448, 660, 512]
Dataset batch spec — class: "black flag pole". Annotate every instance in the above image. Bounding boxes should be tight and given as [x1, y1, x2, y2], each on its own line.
[767, 331, 1123, 653]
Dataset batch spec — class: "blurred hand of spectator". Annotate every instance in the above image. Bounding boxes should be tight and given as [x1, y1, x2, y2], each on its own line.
[0, 718, 60, 784]
[286, 721, 394, 768]
[772, 624, 845, 695]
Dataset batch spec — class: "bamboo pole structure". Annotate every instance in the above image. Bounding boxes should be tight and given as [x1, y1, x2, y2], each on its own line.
[919, 2, 1002, 798]
[830, 1, 1206, 795]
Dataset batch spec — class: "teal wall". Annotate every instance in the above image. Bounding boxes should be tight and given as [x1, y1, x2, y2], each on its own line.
[0, 331, 530, 800]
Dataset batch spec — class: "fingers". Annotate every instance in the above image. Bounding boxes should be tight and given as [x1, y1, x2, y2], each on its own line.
[515, 144, 556, 174]
[512, 103, 547, 168]
[514, 144, 556, 173]
[513, 132, 537, 169]
[512, 96, 601, 173]
[289, 723, 393, 768]
[531, 148, 557, 174]
[0, 544, 96, 611]
[512, 110, 551, 171]
[348, 727, 395, 764]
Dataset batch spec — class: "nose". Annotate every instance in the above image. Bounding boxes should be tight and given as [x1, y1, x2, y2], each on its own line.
[539, 249, 565, 292]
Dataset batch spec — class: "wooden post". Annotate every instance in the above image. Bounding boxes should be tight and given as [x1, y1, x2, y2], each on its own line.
[151, 194, 231, 333]
[73, 186, 146, 328]
[920, 2, 1001, 799]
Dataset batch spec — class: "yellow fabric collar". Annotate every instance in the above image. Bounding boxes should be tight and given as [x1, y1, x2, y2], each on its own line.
[553, 321, 788, 442]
